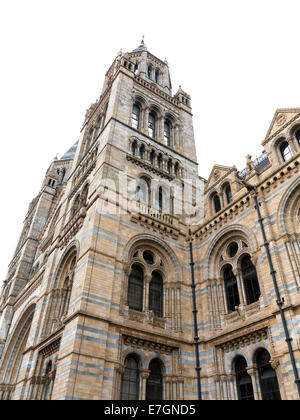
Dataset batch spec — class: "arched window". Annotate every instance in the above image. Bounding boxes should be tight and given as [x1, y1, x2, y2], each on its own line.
[155, 70, 159, 84]
[167, 160, 172, 174]
[157, 154, 162, 169]
[147, 66, 152, 79]
[128, 265, 144, 312]
[296, 129, 300, 146]
[132, 104, 140, 130]
[150, 150, 155, 165]
[164, 121, 171, 146]
[213, 194, 222, 213]
[146, 359, 163, 400]
[174, 162, 179, 177]
[139, 144, 145, 160]
[149, 271, 163, 318]
[241, 255, 261, 305]
[158, 187, 163, 212]
[72, 194, 81, 218]
[225, 184, 233, 204]
[224, 266, 240, 312]
[235, 357, 254, 400]
[280, 141, 293, 162]
[132, 141, 137, 156]
[60, 277, 72, 319]
[43, 361, 53, 400]
[148, 112, 156, 138]
[256, 349, 281, 400]
[59, 168, 66, 184]
[121, 356, 140, 400]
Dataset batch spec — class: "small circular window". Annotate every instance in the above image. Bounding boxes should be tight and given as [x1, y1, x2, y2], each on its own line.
[143, 251, 154, 265]
[228, 242, 238, 258]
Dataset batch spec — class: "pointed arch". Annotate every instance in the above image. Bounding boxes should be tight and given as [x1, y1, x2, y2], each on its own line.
[123, 234, 182, 283]
[277, 176, 300, 234]
[203, 224, 258, 280]
[0, 304, 36, 387]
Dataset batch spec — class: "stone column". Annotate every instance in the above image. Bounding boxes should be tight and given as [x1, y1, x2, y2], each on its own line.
[247, 365, 261, 400]
[140, 369, 150, 400]
[228, 374, 237, 400]
[158, 116, 164, 143]
[142, 106, 149, 136]
[143, 274, 151, 312]
[233, 268, 247, 306]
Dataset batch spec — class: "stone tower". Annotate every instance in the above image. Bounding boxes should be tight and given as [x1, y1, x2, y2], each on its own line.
[0, 41, 204, 400]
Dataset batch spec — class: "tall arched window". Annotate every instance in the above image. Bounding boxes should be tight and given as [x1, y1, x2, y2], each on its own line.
[296, 129, 300, 146]
[164, 121, 171, 146]
[128, 265, 144, 312]
[132, 105, 140, 130]
[148, 112, 156, 138]
[155, 70, 159, 84]
[120, 355, 140, 400]
[60, 277, 72, 319]
[241, 255, 261, 305]
[158, 187, 163, 212]
[235, 357, 254, 400]
[149, 271, 163, 318]
[213, 194, 222, 213]
[150, 150, 155, 165]
[132, 140, 137, 156]
[224, 266, 240, 312]
[225, 185, 233, 204]
[280, 141, 293, 162]
[148, 66, 152, 79]
[174, 162, 179, 177]
[157, 154, 162, 169]
[139, 144, 145, 160]
[146, 359, 163, 400]
[256, 349, 281, 400]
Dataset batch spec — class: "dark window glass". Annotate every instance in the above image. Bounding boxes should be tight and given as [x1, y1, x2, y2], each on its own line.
[228, 242, 238, 258]
[148, 67, 152, 79]
[150, 150, 155, 165]
[164, 122, 171, 146]
[241, 255, 261, 305]
[174, 163, 179, 177]
[132, 105, 140, 129]
[225, 185, 233, 204]
[158, 187, 163, 212]
[157, 154, 162, 169]
[143, 251, 154, 265]
[148, 113, 156, 138]
[146, 360, 163, 400]
[139, 144, 145, 160]
[128, 265, 144, 312]
[280, 142, 293, 162]
[224, 266, 240, 312]
[121, 356, 140, 400]
[132, 141, 137, 156]
[167, 160, 172, 173]
[155, 70, 159, 83]
[296, 130, 300, 146]
[149, 272, 163, 318]
[257, 350, 281, 400]
[235, 357, 254, 401]
[214, 195, 221, 213]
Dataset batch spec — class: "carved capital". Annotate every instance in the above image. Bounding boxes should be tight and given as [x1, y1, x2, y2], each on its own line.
[140, 368, 150, 380]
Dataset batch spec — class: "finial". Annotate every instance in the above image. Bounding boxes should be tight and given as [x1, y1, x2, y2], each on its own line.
[141, 34, 145, 45]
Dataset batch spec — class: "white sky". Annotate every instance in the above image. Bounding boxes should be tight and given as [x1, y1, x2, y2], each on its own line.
[1, 0, 300, 282]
